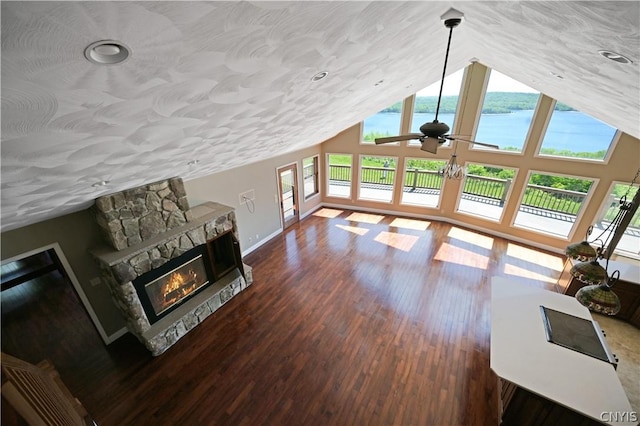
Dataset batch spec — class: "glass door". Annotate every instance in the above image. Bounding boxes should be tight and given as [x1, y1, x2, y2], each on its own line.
[277, 164, 299, 229]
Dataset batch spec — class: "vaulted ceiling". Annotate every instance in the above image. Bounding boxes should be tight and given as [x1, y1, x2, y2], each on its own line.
[2, 1, 639, 232]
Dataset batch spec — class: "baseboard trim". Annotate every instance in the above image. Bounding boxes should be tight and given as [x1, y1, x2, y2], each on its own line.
[105, 327, 129, 344]
[241, 228, 282, 256]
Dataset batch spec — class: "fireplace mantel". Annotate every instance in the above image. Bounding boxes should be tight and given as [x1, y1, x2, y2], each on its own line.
[92, 202, 236, 268]
[91, 201, 253, 355]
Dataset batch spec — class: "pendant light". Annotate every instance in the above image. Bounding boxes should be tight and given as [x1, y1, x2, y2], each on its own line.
[567, 168, 640, 315]
[564, 226, 598, 261]
[569, 198, 630, 286]
[575, 270, 621, 315]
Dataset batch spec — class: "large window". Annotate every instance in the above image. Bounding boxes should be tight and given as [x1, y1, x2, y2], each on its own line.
[409, 68, 464, 147]
[538, 104, 617, 161]
[362, 100, 403, 144]
[592, 182, 639, 259]
[456, 164, 517, 221]
[302, 156, 319, 200]
[326, 154, 352, 198]
[474, 70, 539, 153]
[513, 172, 596, 238]
[401, 158, 446, 207]
[358, 155, 397, 203]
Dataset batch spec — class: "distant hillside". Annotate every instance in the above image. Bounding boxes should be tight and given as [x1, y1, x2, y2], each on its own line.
[380, 92, 575, 114]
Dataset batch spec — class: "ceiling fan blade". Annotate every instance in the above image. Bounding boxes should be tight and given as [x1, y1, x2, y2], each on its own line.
[420, 138, 439, 154]
[374, 134, 423, 144]
[448, 136, 499, 150]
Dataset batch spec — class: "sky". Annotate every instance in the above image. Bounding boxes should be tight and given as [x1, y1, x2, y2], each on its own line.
[417, 68, 538, 97]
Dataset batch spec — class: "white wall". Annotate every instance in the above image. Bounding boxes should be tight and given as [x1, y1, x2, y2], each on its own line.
[185, 145, 323, 254]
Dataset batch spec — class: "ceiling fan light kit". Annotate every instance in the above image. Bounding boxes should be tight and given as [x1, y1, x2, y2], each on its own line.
[374, 8, 498, 163]
[440, 154, 466, 180]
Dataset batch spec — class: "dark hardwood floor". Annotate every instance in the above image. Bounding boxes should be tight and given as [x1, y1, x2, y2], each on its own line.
[1, 208, 565, 425]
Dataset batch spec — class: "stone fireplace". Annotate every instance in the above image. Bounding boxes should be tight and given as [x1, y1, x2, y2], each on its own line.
[90, 178, 253, 355]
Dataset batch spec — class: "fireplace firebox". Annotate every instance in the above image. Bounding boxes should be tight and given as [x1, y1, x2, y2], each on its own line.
[134, 245, 213, 324]
[133, 230, 244, 324]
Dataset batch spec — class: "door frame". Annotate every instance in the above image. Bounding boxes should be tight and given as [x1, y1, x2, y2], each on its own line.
[1, 242, 117, 344]
[277, 163, 299, 230]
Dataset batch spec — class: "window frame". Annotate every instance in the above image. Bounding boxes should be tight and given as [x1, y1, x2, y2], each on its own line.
[591, 181, 639, 259]
[302, 155, 320, 200]
[470, 69, 541, 156]
[356, 154, 398, 204]
[533, 100, 619, 164]
[325, 153, 353, 199]
[453, 162, 519, 223]
[511, 170, 600, 240]
[399, 157, 447, 208]
[360, 101, 404, 146]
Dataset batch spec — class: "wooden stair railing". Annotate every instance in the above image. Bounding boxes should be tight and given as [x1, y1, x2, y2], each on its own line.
[1, 352, 94, 425]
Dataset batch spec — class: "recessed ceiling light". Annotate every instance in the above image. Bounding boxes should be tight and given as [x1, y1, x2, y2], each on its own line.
[188, 160, 199, 166]
[598, 50, 633, 64]
[92, 180, 110, 187]
[311, 71, 329, 82]
[84, 40, 130, 65]
[549, 71, 564, 79]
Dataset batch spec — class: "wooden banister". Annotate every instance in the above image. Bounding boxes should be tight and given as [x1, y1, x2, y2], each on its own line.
[1, 353, 93, 426]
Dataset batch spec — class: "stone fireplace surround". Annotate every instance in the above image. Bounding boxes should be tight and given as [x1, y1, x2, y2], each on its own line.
[91, 179, 253, 355]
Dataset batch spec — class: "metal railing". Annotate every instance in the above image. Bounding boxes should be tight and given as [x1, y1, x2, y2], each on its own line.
[601, 196, 640, 228]
[404, 168, 443, 191]
[360, 166, 395, 184]
[329, 164, 351, 182]
[328, 165, 591, 216]
[462, 175, 511, 206]
[520, 184, 586, 215]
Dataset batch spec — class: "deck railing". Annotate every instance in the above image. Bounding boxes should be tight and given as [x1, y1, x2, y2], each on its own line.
[327, 164, 638, 241]
[520, 184, 586, 215]
[329, 164, 351, 182]
[360, 166, 396, 184]
[328, 165, 593, 216]
[463, 174, 512, 206]
[404, 168, 443, 191]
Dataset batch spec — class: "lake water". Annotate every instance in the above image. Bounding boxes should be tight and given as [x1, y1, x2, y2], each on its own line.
[364, 110, 617, 153]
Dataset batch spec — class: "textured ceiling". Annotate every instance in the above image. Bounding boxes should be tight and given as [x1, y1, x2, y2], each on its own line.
[2, 1, 639, 232]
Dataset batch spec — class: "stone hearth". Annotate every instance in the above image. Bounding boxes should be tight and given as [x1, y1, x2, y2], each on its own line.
[91, 179, 253, 355]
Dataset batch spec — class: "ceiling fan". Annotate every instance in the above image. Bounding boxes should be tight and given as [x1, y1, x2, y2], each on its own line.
[375, 11, 499, 154]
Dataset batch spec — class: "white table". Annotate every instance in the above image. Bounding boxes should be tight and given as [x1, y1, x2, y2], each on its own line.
[491, 277, 635, 425]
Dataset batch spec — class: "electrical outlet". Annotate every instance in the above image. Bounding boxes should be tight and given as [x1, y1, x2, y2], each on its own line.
[239, 189, 255, 204]
[90, 277, 102, 287]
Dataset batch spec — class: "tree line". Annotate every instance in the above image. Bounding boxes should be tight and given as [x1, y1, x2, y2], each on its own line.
[380, 92, 575, 114]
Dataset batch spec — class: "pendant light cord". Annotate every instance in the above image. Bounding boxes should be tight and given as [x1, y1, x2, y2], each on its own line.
[435, 24, 455, 122]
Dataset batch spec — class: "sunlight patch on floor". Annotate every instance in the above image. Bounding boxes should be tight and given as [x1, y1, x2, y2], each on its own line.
[313, 208, 344, 218]
[434, 242, 490, 269]
[390, 217, 430, 231]
[448, 227, 494, 250]
[374, 231, 419, 252]
[336, 224, 370, 236]
[503, 264, 558, 284]
[507, 243, 564, 272]
[346, 212, 385, 224]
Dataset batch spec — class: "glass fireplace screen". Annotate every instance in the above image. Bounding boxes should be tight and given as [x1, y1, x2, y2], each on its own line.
[145, 253, 209, 316]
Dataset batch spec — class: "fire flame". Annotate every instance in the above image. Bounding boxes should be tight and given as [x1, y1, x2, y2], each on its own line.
[161, 269, 198, 306]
